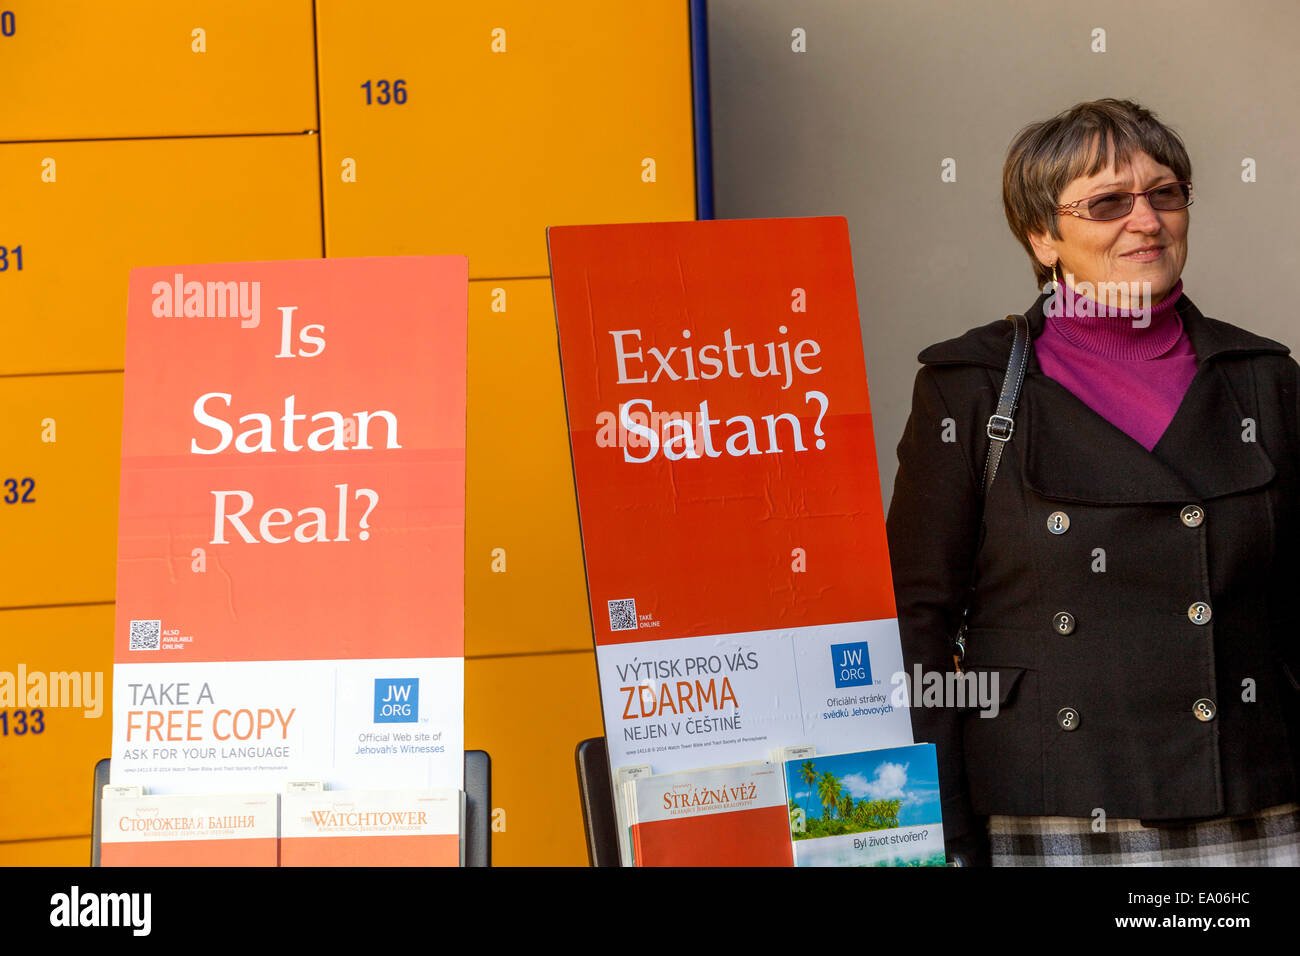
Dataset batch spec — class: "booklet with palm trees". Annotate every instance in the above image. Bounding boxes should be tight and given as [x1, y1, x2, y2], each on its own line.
[783, 744, 945, 866]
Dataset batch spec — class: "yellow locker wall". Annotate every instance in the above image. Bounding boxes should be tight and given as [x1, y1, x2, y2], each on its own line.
[465, 652, 603, 866]
[466, 278, 591, 656]
[316, 0, 697, 275]
[0, 135, 323, 375]
[0, 1, 317, 141]
[0, 836, 89, 866]
[0, 374, 122, 608]
[0, 1, 698, 867]
[0, 605, 113, 843]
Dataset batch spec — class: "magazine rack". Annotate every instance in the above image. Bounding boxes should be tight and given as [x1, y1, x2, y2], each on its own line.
[575, 737, 621, 867]
[91, 752, 492, 867]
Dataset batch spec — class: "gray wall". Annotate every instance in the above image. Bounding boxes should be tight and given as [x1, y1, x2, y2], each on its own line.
[707, 0, 1300, 506]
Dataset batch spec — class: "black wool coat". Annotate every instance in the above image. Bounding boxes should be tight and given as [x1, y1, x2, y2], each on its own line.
[885, 289, 1300, 865]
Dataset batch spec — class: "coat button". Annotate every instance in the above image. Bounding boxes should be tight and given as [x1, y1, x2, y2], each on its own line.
[1053, 611, 1076, 635]
[1047, 511, 1070, 534]
[1180, 504, 1204, 528]
[1187, 602, 1212, 625]
[1057, 707, 1080, 731]
[1193, 698, 1217, 722]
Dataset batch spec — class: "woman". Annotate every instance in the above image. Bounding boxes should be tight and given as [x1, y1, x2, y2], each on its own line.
[886, 98, 1300, 866]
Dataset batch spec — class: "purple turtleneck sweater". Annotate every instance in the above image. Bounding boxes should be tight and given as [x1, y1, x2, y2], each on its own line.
[1035, 278, 1198, 451]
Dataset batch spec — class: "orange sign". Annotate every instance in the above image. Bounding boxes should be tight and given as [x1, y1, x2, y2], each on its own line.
[111, 257, 466, 794]
[551, 217, 895, 645]
[549, 217, 911, 784]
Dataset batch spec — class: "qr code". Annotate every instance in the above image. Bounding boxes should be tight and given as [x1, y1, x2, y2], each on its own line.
[129, 620, 161, 651]
[607, 599, 638, 632]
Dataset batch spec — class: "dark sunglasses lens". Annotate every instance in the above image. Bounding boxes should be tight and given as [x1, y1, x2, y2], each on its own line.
[1149, 183, 1191, 210]
[1086, 193, 1134, 220]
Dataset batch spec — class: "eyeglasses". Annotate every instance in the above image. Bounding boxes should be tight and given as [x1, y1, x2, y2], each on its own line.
[1055, 181, 1193, 221]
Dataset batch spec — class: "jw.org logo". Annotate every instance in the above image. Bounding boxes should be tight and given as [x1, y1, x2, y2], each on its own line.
[374, 679, 419, 723]
[831, 642, 873, 688]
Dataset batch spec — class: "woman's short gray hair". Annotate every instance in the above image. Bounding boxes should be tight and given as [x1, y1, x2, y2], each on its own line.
[1002, 98, 1192, 287]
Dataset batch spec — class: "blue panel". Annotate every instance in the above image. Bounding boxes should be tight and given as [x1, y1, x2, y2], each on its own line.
[689, 0, 715, 220]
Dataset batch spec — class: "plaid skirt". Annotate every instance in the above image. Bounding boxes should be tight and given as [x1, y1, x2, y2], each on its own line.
[988, 802, 1300, 866]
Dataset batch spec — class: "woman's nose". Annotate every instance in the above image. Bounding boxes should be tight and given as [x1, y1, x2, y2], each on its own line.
[1125, 195, 1163, 231]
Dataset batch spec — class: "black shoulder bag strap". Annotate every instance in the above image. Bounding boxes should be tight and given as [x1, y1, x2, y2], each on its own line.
[954, 313, 1031, 666]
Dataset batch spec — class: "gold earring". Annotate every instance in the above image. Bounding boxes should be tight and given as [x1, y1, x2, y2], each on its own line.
[1052, 260, 1064, 288]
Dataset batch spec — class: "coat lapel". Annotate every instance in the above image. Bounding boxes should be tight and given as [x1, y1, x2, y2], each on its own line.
[920, 290, 1289, 506]
[1020, 370, 1197, 504]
